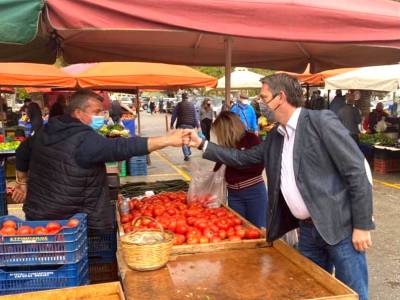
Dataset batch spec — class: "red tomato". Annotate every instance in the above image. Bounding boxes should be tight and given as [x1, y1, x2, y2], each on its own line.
[1, 226, 16, 236]
[153, 206, 166, 217]
[203, 227, 215, 239]
[228, 235, 242, 242]
[236, 228, 246, 239]
[2, 220, 16, 229]
[245, 228, 261, 239]
[167, 220, 177, 232]
[186, 228, 201, 239]
[226, 227, 236, 238]
[186, 216, 196, 226]
[231, 217, 242, 225]
[199, 236, 209, 244]
[33, 226, 47, 235]
[196, 221, 207, 231]
[17, 225, 33, 235]
[66, 218, 80, 228]
[46, 222, 61, 233]
[120, 215, 131, 224]
[167, 208, 177, 215]
[186, 236, 200, 244]
[122, 223, 133, 233]
[175, 224, 188, 235]
[173, 234, 186, 245]
[217, 219, 229, 230]
[218, 229, 227, 240]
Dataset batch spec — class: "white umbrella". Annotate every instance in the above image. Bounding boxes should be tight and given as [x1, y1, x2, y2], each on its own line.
[216, 67, 263, 90]
[325, 64, 400, 92]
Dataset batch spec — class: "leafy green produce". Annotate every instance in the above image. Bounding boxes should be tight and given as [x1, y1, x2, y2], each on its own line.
[98, 124, 129, 137]
[0, 141, 21, 151]
[359, 133, 396, 147]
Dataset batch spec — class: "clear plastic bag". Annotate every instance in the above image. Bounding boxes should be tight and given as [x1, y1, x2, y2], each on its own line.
[187, 162, 226, 208]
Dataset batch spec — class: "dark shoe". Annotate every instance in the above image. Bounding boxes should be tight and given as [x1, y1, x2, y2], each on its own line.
[184, 156, 190, 161]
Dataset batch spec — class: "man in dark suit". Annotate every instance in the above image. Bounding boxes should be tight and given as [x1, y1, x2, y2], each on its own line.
[187, 73, 373, 300]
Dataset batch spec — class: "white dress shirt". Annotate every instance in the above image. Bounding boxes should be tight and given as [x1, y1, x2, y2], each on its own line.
[278, 108, 311, 220]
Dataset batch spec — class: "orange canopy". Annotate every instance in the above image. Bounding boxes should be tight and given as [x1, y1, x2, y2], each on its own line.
[75, 62, 217, 90]
[0, 63, 76, 88]
[277, 65, 356, 86]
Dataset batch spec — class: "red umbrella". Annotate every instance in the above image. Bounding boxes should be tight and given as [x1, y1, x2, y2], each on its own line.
[45, 0, 400, 73]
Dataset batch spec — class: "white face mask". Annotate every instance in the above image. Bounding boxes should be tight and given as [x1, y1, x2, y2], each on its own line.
[241, 99, 249, 105]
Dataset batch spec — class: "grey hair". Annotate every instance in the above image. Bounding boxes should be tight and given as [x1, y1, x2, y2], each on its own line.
[260, 73, 304, 107]
[67, 89, 103, 114]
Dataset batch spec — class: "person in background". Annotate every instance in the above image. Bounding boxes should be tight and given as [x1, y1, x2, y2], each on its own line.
[231, 94, 258, 135]
[330, 90, 346, 115]
[368, 102, 389, 133]
[337, 91, 362, 143]
[187, 73, 373, 300]
[49, 94, 67, 118]
[170, 93, 200, 161]
[149, 98, 156, 114]
[310, 90, 327, 110]
[109, 99, 123, 124]
[251, 96, 262, 120]
[159, 99, 164, 113]
[26, 99, 43, 133]
[212, 111, 267, 228]
[199, 98, 213, 141]
[12, 89, 189, 233]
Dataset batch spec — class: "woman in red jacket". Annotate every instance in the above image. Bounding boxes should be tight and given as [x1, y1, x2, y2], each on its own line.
[213, 112, 268, 228]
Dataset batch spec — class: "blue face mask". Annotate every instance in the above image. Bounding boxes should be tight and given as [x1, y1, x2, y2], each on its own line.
[90, 115, 105, 130]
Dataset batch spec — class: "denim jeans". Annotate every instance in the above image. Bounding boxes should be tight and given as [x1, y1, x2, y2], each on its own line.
[298, 222, 368, 300]
[178, 125, 193, 158]
[227, 182, 268, 228]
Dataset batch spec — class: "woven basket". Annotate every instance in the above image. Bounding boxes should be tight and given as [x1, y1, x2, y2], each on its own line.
[121, 216, 174, 271]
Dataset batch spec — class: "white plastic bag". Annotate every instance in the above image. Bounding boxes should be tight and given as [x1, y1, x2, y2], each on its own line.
[187, 162, 226, 208]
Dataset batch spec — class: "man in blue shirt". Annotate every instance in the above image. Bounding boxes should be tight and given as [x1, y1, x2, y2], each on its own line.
[231, 94, 258, 135]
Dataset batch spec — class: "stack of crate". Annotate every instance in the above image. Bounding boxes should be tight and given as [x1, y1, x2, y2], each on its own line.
[87, 173, 120, 284]
[0, 213, 88, 295]
[128, 155, 148, 176]
[88, 229, 118, 284]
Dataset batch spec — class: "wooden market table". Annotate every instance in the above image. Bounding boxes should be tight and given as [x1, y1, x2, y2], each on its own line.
[117, 240, 357, 300]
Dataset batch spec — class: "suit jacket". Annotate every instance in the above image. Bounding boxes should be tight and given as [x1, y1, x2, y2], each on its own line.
[204, 108, 374, 245]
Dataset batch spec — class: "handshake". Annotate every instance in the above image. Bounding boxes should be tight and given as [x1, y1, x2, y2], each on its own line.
[167, 128, 203, 148]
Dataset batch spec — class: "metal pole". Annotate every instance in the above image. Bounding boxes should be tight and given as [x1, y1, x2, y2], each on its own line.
[165, 114, 169, 133]
[136, 88, 141, 135]
[327, 90, 331, 109]
[224, 37, 232, 109]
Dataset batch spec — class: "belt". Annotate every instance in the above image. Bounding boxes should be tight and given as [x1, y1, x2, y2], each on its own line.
[299, 217, 314, 225]
[226, 175, 264, 190]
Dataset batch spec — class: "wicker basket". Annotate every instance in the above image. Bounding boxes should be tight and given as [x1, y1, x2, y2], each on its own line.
[120, 216, 174, 271]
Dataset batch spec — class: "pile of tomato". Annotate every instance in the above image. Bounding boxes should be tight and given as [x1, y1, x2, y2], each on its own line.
[119, 191, 261, 245]
[0, 218, 80, 236]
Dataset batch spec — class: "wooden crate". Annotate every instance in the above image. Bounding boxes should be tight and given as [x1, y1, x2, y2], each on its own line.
[0, 282, 125, 300]
[116, 203, 267, 256]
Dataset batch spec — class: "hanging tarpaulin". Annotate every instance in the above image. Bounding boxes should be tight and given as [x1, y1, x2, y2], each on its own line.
[0, 0, 44, 44]
[0, 0, 56, 63]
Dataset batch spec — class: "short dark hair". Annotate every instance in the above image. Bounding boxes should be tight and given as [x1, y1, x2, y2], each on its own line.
[182, 93, 188, 100]
[24, 98, 32, 104]
[67, 89, 103, 114]
[260, 73, 304, 107]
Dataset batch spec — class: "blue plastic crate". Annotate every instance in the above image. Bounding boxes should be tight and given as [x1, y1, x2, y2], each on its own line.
[88, 231, 117, 259]
[0, 214, 88, 266]
[129, 156, 147, 163]
[0, 257, 89, 295]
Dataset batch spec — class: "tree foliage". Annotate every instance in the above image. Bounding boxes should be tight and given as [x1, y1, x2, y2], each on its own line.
[194, 66, 274, 79]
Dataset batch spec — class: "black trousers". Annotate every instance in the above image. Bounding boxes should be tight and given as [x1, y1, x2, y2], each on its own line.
[201, 118, 212, 141]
